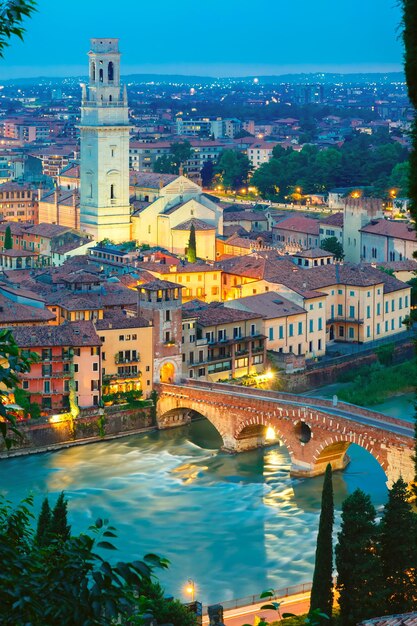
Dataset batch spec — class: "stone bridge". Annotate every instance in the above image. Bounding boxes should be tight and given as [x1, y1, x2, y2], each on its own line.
[157, 381, 414, 484]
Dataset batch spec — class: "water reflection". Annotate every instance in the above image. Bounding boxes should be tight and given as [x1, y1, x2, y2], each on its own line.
[0, 419, 388, 604]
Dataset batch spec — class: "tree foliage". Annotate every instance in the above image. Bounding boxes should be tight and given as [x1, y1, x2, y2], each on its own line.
[251, 133, 409, 201]
[335, 489, 381, 626]
[215, 149, 251, 190]
[35, 497, 51, 547]
[309, 464, 334, 624]
[50, 491, 71, 543]
[0, 329, 36, 449]
[153, 141, 192, 174]
[4, 225, 13, 250]
[187, 222, 197, 263]
[0, 494, 169, 626]
[320, 237, 344, 260]
[0, 0, 37, 58]
[379, 478, 417, 614]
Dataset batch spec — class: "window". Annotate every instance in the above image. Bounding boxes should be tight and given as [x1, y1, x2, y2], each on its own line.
[366, 326, 371, 338]
[318, 318, 322, 331]
[349, 305, 355, 318]
[405, 295, 409, 308]
[377, 303, 381, 316]
[309, 319, 314, 333]
[298, 322, 303, 335]
[391, 300, 395, 312]
[309, 304, 313, 311]
[250, 324, 256, 336]
[349, 291, 355, 297]
[385, 320, 389, 332]
[278, 326, 284, 339]
[110, 184, 115, 199]
[44, 381, 51, 394]
[91, 347, 99, 356]
[198, 368, 205, 377]
[165, 331, 171, 343]
[22, 380, 29, 390]
[339, 326, 344, 337]
[132, 334, 137, 340]
[233, 326, 242, 339]
[399, 297, 403, 309]
[318, 339, 322, 351]
[166, 310, 171, 322]
[319, 302, 323, 309]
[119, 335, 124, 341]
[337, 304, 343, 316]
[366, 305, 371, 319]
[349, 327, 354, 339]
[289, 324, 294, 337]
[74, 364, 79, 372]
[338, 289, 343, 295]
[376, 323, 380, 335]
[91, 380, 100, 391]
[93, 362, 98, 371]
[269, 328, 274, 340]
[42, 364, 52, 377]
[385, 301, 389, 314]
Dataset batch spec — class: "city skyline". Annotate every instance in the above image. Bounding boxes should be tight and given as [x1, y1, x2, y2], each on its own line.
[0, 0, 404, 79]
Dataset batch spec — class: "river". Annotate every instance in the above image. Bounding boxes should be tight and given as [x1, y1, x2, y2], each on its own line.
[0, 392, 413, 605]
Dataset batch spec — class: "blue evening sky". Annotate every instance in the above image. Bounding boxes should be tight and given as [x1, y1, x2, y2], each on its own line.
[0, 0, 404, 78]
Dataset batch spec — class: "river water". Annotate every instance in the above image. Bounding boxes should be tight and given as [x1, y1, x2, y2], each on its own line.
[0, 393, 413, 605]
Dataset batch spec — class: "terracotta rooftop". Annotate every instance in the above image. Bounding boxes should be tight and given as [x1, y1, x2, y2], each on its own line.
[225, 291, 306, 319]
[224, 211, 268, 222]
[0, 293, 55, 324]
[360, 219, 417, 242]
[95, 311, 150, 330]
[139, 279, 182, 291]
[11, 321, 101, 348]
[183, 301, 262, 327]
[27, 223, 73, 238]
[320, 212, 344, 227]
[172, 218, 215, 231]
[273, 215, 320, 236]
[129, 171, 177, 188]
[294, 248, 335, 258]
[359, 613, 417, 626]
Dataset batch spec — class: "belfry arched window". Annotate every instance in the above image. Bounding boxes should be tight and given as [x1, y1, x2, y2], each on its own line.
[91, 62, 96, 82]
[110, 184, 115, 199]
[99, 68, 104, 82]
[108, 61, 114, 82]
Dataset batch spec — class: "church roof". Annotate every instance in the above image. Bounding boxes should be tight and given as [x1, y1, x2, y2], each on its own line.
[172, 218, 215, 231]
[129, 172, 177, 189]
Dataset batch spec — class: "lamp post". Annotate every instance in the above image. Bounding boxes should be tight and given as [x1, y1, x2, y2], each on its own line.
[186, 578, 195, 602]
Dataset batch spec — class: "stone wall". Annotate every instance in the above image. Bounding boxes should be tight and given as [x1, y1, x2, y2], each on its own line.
[282, 341, 415, 392]
[0, 405, 153, 456]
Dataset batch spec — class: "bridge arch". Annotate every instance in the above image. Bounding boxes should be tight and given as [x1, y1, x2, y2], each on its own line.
[158, 405, 230, 448]
[312, 435, 388, 478]
[234, 416, 296, 458]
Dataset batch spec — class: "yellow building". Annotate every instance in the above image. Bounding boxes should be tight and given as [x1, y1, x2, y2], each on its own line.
[96, 313, 154, 396]
[137, 260, 222, 303]
[182, 302, 266, 382]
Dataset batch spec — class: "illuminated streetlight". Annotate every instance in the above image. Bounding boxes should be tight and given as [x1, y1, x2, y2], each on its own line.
[185, 579, 195, 602]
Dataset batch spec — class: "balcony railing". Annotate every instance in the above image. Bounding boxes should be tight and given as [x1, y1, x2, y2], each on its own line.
[115, 355, 140, 364]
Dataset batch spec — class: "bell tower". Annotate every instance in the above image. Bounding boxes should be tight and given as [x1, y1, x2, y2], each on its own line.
[79, 38, 131, 243]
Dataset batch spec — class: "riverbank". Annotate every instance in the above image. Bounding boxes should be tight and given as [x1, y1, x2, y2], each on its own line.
[335, 359, 416, 407]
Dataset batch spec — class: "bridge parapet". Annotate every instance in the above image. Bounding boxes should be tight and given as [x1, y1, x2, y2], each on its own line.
[156, 382, 414, 484]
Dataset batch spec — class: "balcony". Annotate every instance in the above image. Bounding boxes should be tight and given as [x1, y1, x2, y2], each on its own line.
[115, 354, 140, 364]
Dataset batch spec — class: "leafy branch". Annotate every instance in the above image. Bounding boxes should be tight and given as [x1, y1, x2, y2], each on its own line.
[0, 0, 37, 58]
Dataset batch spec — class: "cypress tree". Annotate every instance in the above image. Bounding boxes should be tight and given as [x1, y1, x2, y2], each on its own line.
[4, 225, 13, 250]
[309, 463, 334, 624]
[49, 492, 71, 543]
[187, 222, 197, 263]
[335, 489, 381, 626]
[35, 497, 52, 547]
[380, 477, 417, 614]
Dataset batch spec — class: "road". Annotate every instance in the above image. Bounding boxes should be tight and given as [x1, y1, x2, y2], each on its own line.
[202, 591, 311, 625]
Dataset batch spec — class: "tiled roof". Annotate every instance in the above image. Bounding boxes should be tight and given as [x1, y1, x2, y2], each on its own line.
[172, 218, 215, 231]
[95, 311, 150, 330]
[184, 301, 262, 327]
[0, 293, 55, 324]
[27, 223, 73, 238]
[139, 279, 182, 291]
[320, 212, 344, 227]
[224, 211, 268, 222]
[376, 260, 417, 271]
[273, 215, 320, 236]
[61, 271, 101, 284]
[129, 172, 177, 188]
[59, 163, 80, 178]
[226, 291, 306, 319]
[11, 320, 101, 348]
[294, 248, 335, 258]
[39, 189, 79, 208]
[360, 219, 417, 242]
[0, 181, 34, 192]
[360, 613, 417, 626]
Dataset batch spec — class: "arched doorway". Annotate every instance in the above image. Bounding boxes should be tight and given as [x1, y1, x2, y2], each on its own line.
[160, 362, 175, 383]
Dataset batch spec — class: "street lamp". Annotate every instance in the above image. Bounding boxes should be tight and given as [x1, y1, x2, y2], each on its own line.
[185, 579, 195, 602]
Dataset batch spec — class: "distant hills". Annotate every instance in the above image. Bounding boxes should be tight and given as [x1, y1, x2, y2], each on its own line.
[1, 71, 406, 86]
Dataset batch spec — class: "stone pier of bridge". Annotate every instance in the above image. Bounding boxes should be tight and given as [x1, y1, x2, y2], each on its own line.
[156, 383, 414, 484]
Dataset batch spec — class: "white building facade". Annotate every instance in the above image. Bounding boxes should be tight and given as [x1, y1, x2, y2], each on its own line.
[79, 38, 131, 243]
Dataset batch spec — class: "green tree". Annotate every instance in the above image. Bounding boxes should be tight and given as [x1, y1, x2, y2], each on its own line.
[153, 141, 192, 174]
[133, 581, 197, 626]
[309, 464, 334, 624]
[4, 225, 13, 250]
[49, 492, 71, 543]
[0, 0, 37, 58]
[201, 159, 215, 188]
[0, 494, 169, 626]
[215, 149, 251, 190]
[320, 237, 344, 260]
[187, 222, 197, 263]
[380, 477, 417, 614]
[35, 497, 51, 547]
[335, 489, 381, 626]
[388, 162, 410, 197]
[0, 329, 36, 449]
